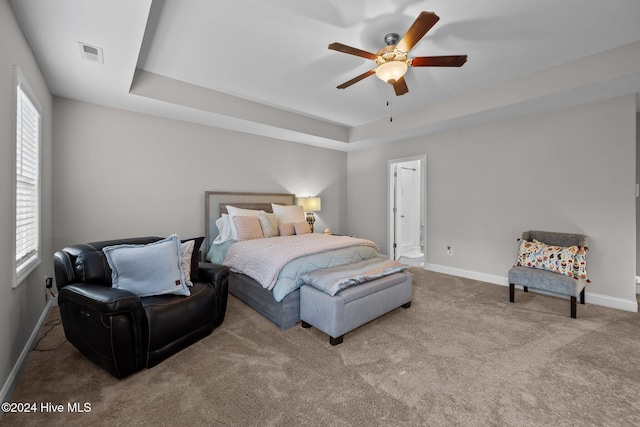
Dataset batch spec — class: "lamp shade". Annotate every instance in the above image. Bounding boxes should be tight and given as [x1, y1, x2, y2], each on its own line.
[375, 61, 408, 83]
[297, 197, 321, 212]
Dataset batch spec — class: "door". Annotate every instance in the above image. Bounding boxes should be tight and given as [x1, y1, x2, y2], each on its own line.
[388, 156, 426, 266]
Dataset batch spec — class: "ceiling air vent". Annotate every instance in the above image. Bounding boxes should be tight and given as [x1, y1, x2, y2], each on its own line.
[78, 42, 104, 64]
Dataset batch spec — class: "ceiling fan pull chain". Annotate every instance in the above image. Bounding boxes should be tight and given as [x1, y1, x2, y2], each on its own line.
[387, 100, 393, 122]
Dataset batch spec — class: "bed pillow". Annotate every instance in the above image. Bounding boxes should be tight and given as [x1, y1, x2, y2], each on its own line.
[226, 206, 263, 240]
[258, 211, 279, 238]
[213, 214, 233, 244]
[271, 204, 305, 225]
[294, 221, 311, 235]
[279, 222, 295, 236]
[103, 234, 190, 297]
[233, 216, 265, 241]
[206, 240, 233, 264]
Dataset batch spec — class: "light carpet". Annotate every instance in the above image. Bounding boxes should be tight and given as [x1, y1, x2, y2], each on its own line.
[3, 268, 640, 426]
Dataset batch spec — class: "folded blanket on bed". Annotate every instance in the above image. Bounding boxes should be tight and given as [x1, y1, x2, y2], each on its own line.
[272, 245, 379, 302]
[224, 234, 379, 291]
[299, 256, 408, 296]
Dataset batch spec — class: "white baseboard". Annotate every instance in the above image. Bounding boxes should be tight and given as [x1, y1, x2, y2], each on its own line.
[0, 298, 56, 405]
[424, 263, 638, 313]
[586, 292, 638, 313]
[424, 263, 509, 287]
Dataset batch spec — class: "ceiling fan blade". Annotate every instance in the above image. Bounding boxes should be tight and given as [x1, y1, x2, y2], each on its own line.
[396, 11, 440, 53]
[392, 77, 409, 96]
[328, 42, 377, 60]
[410, 55, 467, 67]
[336, 69, 376, 89]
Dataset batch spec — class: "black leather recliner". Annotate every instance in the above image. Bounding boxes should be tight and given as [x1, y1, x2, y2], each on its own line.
[54, 236, 229, 378]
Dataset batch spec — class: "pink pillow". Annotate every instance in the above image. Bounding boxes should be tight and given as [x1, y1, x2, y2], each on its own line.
[278, 223, 295, 236]
[232, 216, 264, 241]
[294, 222, 311, 235]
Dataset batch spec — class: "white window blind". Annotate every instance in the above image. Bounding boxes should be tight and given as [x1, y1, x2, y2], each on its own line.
[14, 66, 41, 286]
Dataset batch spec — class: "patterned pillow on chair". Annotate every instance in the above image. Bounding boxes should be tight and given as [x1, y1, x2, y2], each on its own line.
[571, 246, 589, 280]
[538, 242, 577, 277]
[522, 239, 590, 281]
[515, 239, 546, 268]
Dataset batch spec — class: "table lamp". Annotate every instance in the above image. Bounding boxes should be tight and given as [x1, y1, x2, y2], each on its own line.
[297, 196, 321, 232]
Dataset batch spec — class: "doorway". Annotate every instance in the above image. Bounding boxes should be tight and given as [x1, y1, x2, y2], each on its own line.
[388, 155, 426, 267]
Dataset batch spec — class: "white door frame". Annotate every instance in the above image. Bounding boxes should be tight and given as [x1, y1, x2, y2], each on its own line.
[387, 155, 427, 264]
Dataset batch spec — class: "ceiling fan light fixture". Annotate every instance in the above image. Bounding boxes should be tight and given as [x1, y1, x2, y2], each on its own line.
[330, 11, 466, 95]
[375, 60, 408, 84]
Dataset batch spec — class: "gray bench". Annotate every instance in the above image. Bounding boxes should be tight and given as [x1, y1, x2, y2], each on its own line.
[300, 272, 412, 345]
[508, 230, 588, 318]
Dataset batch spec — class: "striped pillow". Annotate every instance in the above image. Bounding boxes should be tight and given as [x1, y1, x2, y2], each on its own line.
[232, 216, 264, 241]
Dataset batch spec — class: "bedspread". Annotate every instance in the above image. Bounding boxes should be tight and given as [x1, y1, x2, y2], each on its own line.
[223, 234, 379, 300]
[271, 245, 379, 301]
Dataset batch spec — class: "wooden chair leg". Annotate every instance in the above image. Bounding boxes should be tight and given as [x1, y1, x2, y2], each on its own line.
[509, 283, 515, 303]
[580, 288, 585, 305]
[571, 296, 577, 319]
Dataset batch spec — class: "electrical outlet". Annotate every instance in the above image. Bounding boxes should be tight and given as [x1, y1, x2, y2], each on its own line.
[447, 246, 453, 256]
[45, 276, 53, 289]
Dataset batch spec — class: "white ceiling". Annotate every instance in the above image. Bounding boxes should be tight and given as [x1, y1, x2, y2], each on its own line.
[10, 0, 640, 151]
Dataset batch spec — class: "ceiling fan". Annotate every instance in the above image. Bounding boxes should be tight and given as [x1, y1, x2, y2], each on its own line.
[329, 11, 467, 96]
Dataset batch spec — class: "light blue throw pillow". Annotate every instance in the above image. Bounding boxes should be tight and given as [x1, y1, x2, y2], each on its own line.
[103, 234, 190, 297]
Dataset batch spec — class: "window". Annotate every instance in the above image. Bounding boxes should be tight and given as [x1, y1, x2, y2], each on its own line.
[13, 66, 41, 287]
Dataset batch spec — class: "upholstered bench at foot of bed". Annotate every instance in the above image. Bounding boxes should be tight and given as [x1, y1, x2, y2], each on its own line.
[300, 272, 412, 345]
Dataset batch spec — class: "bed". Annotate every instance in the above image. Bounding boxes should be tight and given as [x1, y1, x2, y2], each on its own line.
[204, 191, 380, 329]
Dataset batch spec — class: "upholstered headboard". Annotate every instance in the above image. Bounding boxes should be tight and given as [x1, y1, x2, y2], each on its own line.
[204, 191, 295, 255]
[219, 203, 274, 215]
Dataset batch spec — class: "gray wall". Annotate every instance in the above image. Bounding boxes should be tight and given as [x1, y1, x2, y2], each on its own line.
[52, 98, 348, 252]
[0, 0, 54, 397]
[348, 95, 637, 308]
[2, 0, 638, 398]
[637, 111, 640, 278]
